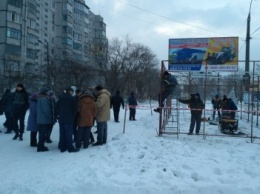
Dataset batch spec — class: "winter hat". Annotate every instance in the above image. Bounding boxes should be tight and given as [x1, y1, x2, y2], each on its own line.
[215, 94, 219, 99]
[65, 87, 74, 93]
[39, 87, 49, 95]
[71, 86, 76, 93]
[116, 91, 120, 95]
[48, 90, 55, 97]
[95, 85, 103, 91]
[31, 93, 38, 99]
[131, 91, 135, 96]
[17, 83, 24, 88]
[164, 71, 170, 76]
[82, 90, 93, 97]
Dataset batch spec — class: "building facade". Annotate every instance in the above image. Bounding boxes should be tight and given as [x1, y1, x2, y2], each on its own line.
[0, 0, 107, 92]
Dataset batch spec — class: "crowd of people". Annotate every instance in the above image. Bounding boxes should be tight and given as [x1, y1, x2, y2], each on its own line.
[0, 83, 139, 153]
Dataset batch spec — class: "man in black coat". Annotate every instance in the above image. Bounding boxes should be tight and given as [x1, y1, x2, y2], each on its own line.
[1, 89, 13, 133]
[154, 71, 178, 112]
[178, 93, 205, 135]
[128, 92, 137, 121]
[57, 87, 79, 153]
[211, 94, 221, 120]
[12, 84, 29, 140]
[111, 91, 124, 122]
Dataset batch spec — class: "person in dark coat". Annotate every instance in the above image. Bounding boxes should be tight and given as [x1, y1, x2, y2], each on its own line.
[57, 87, 79, 152]
[211, 94, 221, 120]
[111, 91, 124, 122]
[1, 89, 13, 133]
[12, 84, 29, 141]
[154, 71, 178, 112]
[26, 93, 38, 147]
[45, 90, 57, 143]
[178, 93, 205, 135]
[221, 96, 237, 119]
[76, 90, 96, 149]
[73, 89, 81, 142]
[37, 87, 52, 152]
[128, 92, 137, 121]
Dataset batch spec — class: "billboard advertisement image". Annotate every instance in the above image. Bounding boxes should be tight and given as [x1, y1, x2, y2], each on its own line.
[168, 37, 239, 72]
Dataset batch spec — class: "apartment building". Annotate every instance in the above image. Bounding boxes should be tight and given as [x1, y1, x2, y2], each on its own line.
[0, 0, 107, 92]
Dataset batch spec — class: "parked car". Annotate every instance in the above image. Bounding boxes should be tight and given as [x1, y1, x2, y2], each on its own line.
[216, 46, 236, 64]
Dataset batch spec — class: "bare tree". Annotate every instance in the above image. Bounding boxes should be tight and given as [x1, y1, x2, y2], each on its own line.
[92, 36, 160, 99]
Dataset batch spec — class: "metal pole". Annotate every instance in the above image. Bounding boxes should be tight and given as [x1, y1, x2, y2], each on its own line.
[257, 76, 259, 127]
[245, 0, 253, 91]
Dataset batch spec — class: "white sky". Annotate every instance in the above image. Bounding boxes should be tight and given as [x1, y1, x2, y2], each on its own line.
[85, 0, 260, 68]
[1, 101, 260, 193]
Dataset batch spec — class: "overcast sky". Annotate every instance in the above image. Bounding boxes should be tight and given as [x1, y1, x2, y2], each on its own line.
[85, 0, 260, 69]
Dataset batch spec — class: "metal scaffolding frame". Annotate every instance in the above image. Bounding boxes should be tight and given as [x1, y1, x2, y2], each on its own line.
[158, 60, 260, 143]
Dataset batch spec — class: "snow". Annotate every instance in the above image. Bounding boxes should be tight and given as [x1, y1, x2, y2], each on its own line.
[1, 101, 260, 194]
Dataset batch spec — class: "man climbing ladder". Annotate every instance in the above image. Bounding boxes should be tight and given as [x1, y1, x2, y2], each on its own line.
[154, 71, 178, 112]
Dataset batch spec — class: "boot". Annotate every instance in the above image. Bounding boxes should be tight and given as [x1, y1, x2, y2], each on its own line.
[12, 133, 19, 140]
[19, 133, 23, 141]
[37, 146, 49, 152]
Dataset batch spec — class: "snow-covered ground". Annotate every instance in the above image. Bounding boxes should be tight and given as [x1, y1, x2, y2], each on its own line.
[0, 101, 260, 194]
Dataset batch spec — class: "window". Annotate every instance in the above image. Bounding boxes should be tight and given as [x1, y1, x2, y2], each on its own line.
[8, 0, 22, 8]
[63, 3, 73, 12]
[74, 13, 82, 20]
[62, 26, 73, 35]
[7, 28, 21, 40]
[7, 12, 21, 23]
[6, 44, 21, 56]
[28, 19, 36, 29]
[62, 37, 73, 46]
[73, 43, 82, 50]
[74, 23, 82, 31]
[26, 49, 37, 59]
[27, 34, 37, 44]
[5, 61, 20, 71]
[75, 2, 85, 11]
[74, 33, 82, 41]
[28, 3, 37, 15]
[63, 14, 67, 21]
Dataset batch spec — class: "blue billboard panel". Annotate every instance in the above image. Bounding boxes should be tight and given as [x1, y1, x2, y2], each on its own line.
[168, 37, 239, 72]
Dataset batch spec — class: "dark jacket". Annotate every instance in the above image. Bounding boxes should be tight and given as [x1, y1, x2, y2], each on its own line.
[37, 95, 52, 124]
[222, 98, 237, 111]
[163, 74, 178, 91]
[178, 93, 205, 115]
[111, 93, 124, 110]
[128, 92, 137, 107]
[57, 93, 77, 124]
[1, 90, 13, 112]
[27, 98, 38, 132]
[12, 89, 29, 111]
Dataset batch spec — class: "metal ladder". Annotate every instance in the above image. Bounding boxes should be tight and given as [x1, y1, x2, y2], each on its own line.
[159, 99, 180, 137]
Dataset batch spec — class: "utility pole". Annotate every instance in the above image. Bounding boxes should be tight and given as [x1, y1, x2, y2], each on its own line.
[244, 0, 254, 91]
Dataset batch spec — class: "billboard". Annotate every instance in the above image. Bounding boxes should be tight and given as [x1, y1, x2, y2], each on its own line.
[168, 37, 239, 72]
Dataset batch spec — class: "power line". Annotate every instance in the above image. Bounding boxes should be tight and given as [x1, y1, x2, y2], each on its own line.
[121, 1, 233, 37]
[251, 26, 260, 36]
